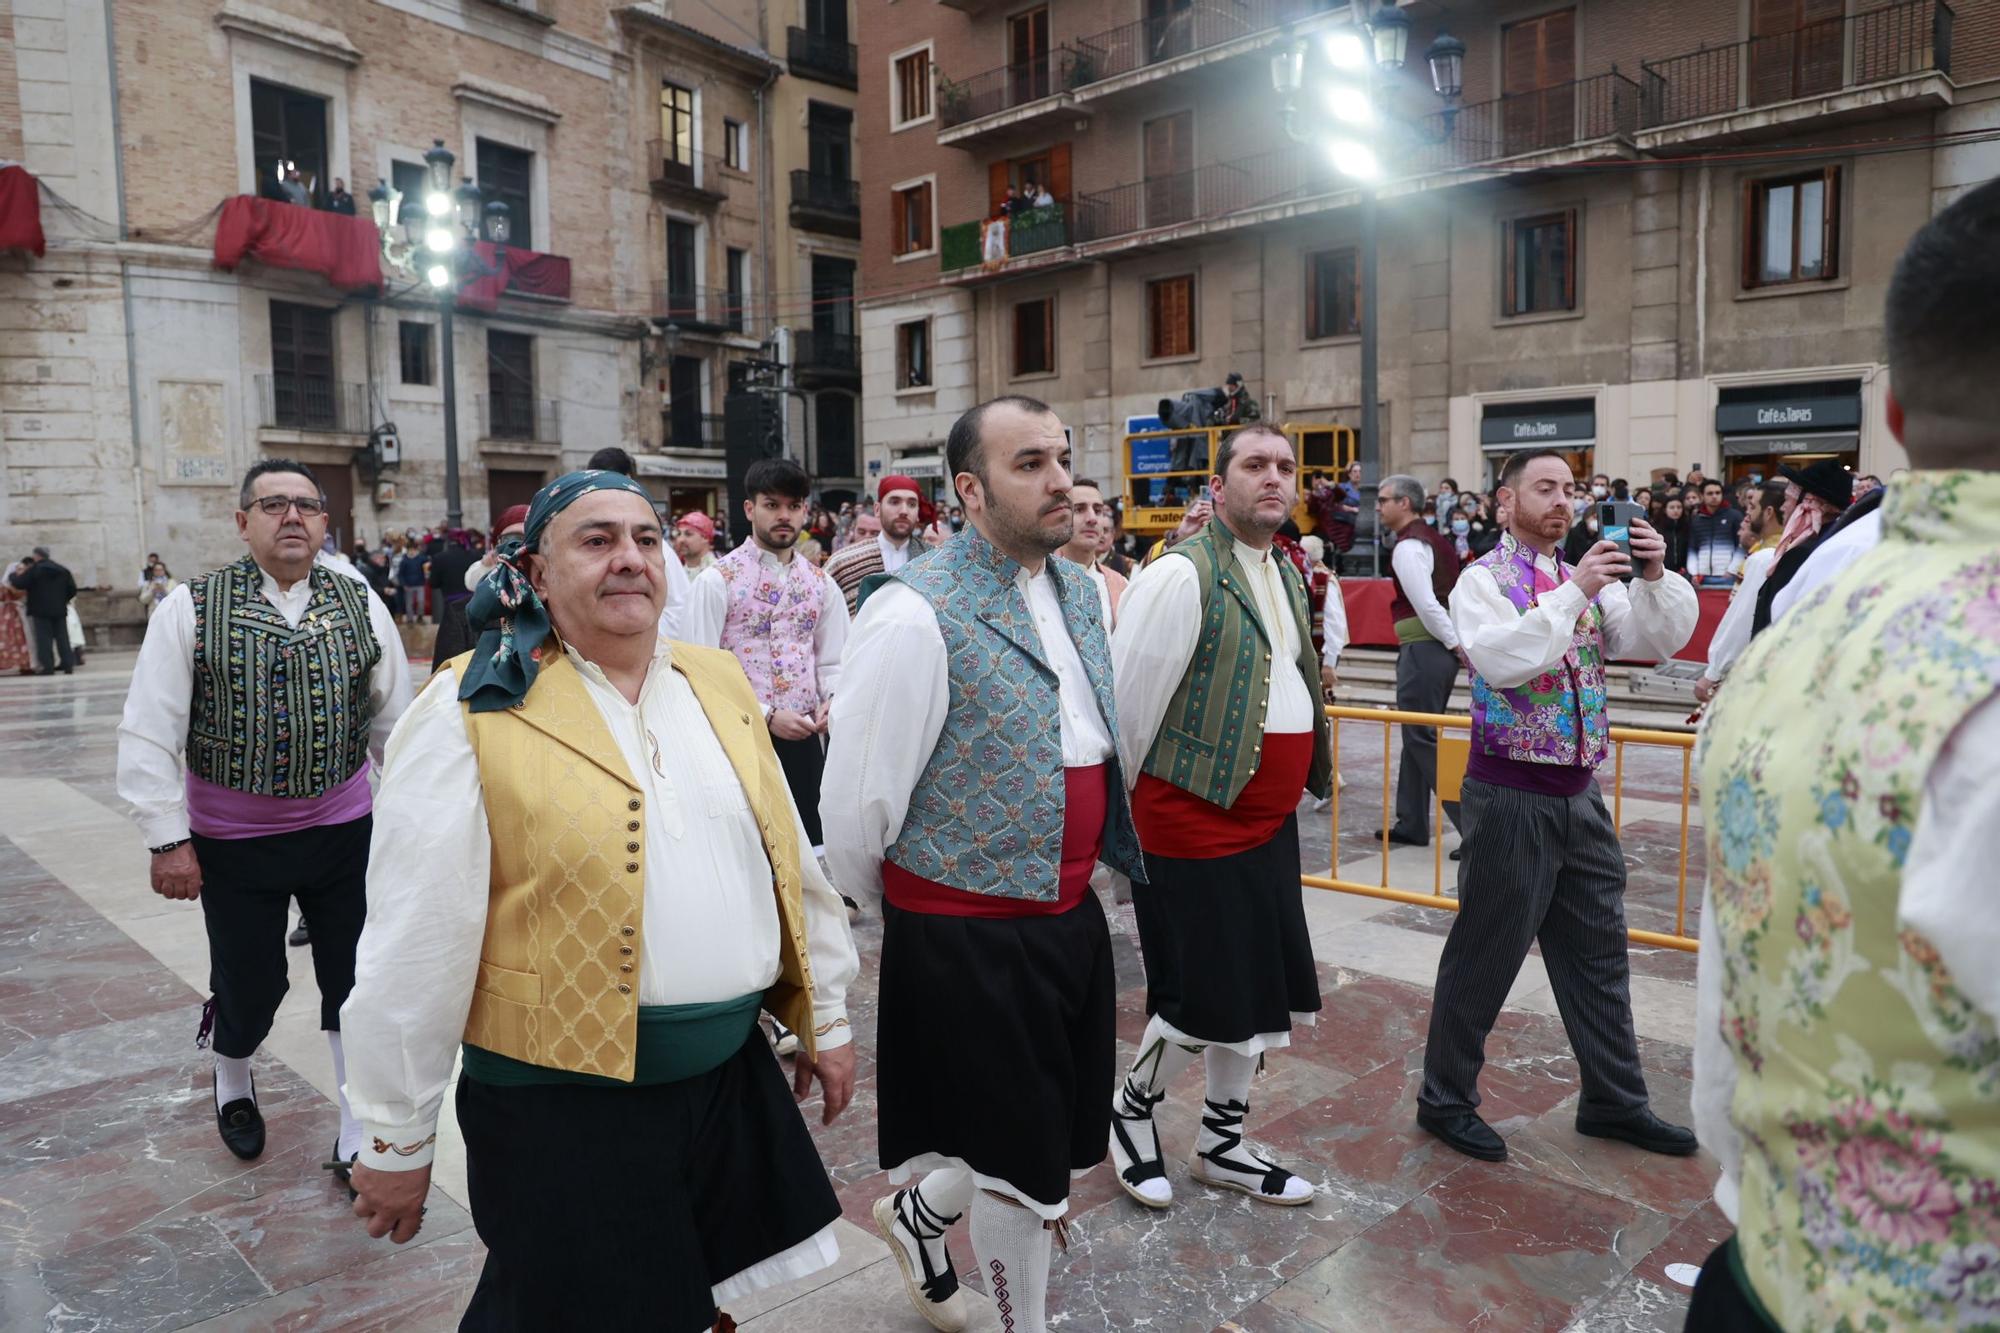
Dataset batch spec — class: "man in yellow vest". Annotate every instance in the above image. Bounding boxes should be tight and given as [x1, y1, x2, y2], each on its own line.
[1690, 179, 2000, 1328]
[339, 470, 860, 1333]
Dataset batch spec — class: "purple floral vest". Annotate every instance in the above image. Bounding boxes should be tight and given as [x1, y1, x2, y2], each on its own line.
[716, 543, 829, 715]
[1466, 533, 1610, 769]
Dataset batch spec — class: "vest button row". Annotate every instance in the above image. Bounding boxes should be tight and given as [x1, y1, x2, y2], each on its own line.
[619, 963, 633, 973]
[620, 925, 636, 937]
[619, 945, 634, 956]
[628, 798, 642, 812]
[626, 841, 640, 854]
[617, 983, 631, 995]
[625, 862, 640, 874]
[627, 821, 640, 833]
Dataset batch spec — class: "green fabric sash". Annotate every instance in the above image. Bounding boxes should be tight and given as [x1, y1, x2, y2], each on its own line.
[461, 993, 764, 1088]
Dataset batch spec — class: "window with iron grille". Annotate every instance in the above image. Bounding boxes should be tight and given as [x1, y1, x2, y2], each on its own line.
[1013, 297, 1054, 377]
[486, 329, 535, 440]
[725, 248, 748, 332]
[398, 321, 434, 386]
[1502, 209, 1577, 316]
[269, 300, 336, 429]
[897, 320, 931, 390]
[891, 181, 934, 256]
[894, 48, 932, 127]
[1146, 275, 1196, 359]
[1306, 248, 1359, 340]
[1743, 167, 1839, 288]
[476, 139, 534, 249]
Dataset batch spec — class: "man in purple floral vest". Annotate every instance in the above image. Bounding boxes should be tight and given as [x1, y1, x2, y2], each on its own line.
[1416, 448, 1699, 1163]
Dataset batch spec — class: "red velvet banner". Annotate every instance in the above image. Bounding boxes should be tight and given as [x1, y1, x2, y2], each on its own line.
[212, 196, 382, 290]
[1339, 576, 1730, 663]
[0, 165, 46, 258]
[455, 241, 573, 312]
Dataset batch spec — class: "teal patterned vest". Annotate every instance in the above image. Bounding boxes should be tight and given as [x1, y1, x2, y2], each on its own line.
[1140, 519, 1333, 806]
[1698, 471, 2000, 1329]
[187, 557, 382, 797]
[886, 527, 1145, 901]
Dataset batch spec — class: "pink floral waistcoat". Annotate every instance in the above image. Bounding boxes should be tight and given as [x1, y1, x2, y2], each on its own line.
[716, 544, 828, 715]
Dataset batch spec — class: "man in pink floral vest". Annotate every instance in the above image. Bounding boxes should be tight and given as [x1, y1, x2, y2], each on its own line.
[1417, 447, 1699, 1164]
[683, 457, 850, 865]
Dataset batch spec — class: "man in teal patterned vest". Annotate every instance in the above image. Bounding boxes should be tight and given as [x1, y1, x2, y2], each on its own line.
[1104, 424, 1332, 1214]
[117, 459, 411, 1174]
[826, 396, 1142, 1333]
[1688, 178, 2000, 1332]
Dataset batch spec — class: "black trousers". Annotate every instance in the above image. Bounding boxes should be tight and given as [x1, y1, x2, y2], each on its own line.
[1684, 1237, 1782, 1331]
[1418, 778, 1648, 1121]
[191, 815, 371, 1058]
[1391, 639, 1462, 842]
[770, 733, 825, 848]
[28, 613, 74, 672]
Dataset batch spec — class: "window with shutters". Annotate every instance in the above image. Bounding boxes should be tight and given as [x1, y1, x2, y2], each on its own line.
[398, 321, 434, 386]
[269, 300, 337, 429]
[486, 330, 536, 441]
[891, 178, 935, 257]
[1013, 297, 1054, 377]
[723, 119, 749, 172]
[1750, 0, 1844, 107]
[725, 248, 748, 332]
[1009, 8, 1051, 106]
[1500, 9, 1575, 157]
[892, 44, 934, 129]
[476, 139, 534, 249]
[897, 320, 931, 390]
[1143, 112, 1195, 228]
[1305, 248, 1359, 340]
[1744, 167, 1839, 288]
[1501, 210, 1577, 316]
[1146, 275, 1196, 359]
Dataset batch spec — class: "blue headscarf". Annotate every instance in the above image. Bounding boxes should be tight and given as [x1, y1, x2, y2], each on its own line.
[457, 469, 657, 713]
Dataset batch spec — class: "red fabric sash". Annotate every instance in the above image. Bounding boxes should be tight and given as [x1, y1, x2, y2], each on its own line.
[884, 764, 1108, 918]
[212, 196, 382, 290]
[1133, 730, 1314, 859]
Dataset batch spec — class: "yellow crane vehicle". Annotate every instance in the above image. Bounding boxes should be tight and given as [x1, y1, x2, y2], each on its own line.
[1118, 422, 1359, 542]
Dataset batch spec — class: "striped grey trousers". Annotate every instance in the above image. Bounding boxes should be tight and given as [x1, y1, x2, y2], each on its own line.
[1418, 776, 1650, 1121]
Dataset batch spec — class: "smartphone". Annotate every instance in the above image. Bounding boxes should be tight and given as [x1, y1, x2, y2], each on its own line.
[1599, 500, 1646, 578]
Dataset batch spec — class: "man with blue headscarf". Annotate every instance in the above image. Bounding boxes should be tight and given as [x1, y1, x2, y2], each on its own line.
[339, 470, 860, 1332]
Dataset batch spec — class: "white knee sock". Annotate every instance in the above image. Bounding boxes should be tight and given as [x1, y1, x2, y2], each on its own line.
[919, 1166, 975, 1219]
[1203, 1045, 1257, 1109]
[1120, 1014, 1203, 1106]
[214, 1052, 254, 1107]
[327, 1031, 364, 1159]
[969, 1191, 1053, 1333]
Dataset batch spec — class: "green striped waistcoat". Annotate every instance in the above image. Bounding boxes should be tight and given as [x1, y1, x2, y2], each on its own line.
[1140, 519, 1332, 807]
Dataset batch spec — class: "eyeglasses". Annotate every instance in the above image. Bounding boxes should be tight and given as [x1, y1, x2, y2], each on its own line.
[246, 495, 326, 518]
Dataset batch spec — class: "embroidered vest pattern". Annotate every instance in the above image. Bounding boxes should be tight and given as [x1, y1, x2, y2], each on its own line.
[1466, 533, 1610, 769]
[1140, 519, 1332, 806]
[187, 557, 381, 797]
[715, 544, 829, 715]
[886, 529, 1144, 901]
[1698, 471, 2000, 1329]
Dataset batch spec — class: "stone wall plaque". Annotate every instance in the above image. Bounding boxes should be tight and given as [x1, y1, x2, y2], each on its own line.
[159, 380, 230, 485]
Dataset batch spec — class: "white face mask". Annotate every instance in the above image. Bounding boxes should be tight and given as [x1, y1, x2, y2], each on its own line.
[1591, 484, 1608, 499]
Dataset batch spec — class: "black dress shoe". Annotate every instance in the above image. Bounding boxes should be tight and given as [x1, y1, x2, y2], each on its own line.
[288, 919, 310, 947]
[1416, 1107, 1506, 1161]
[1385, 829, 1428, 848]
[1449, 848, 1462, 861]
[1576, 1107, 1699, 1156]
[215, 1074, 265, 1161]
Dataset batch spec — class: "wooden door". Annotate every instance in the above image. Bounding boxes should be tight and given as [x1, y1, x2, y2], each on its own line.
[1501, 9, 1575, 156]
[1750, 0, 1843, 107]
[317, 461, 355, 551]
[488, 469, 544, 526]
[1143, 111, 1193, 227]
[1145, 0, 1197, 63]
[1009, 8, 1050, 104]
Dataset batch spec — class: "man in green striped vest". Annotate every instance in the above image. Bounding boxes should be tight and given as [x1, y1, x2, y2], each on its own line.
[1689, 178, 2000, 1330]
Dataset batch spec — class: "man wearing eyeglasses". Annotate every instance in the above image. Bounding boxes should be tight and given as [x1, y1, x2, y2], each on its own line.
[117, 458, 413, 1175]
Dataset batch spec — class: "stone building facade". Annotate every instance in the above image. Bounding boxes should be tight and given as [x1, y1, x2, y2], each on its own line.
[855, 0, 2000, 505]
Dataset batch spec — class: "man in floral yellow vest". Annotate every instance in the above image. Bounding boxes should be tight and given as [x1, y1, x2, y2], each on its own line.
[1104, 424, 1331, 1213]
[826, 396, 1144, 1333]
[1689, 178, 2000, 1330]
[340, 470, 859, 1333]
[1418, 447, 1700, 1163]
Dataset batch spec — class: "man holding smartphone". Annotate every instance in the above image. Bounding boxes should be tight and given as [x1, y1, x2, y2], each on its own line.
[1417, 449, 1699, 1163]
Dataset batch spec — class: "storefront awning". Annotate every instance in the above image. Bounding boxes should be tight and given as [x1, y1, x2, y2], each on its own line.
[1481, 436, 1594, 454]
[1721, 431, 1858, 457]
[891, 453, 946, 478]
[635, 453, 728, 480]
[1478, 400, 1596, 449]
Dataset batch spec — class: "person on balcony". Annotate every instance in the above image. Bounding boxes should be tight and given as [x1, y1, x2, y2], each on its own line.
[1416, 448, 1697, 1165]
[327, 178, 356, 216]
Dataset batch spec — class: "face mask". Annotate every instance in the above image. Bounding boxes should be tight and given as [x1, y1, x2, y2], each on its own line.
[1451, 518, 1470, 536]
[1591, 485, 1607, 498]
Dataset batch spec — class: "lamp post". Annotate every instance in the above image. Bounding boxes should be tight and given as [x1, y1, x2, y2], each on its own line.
[1272, 5, 1463, 575]
[371, 138, 510, 531]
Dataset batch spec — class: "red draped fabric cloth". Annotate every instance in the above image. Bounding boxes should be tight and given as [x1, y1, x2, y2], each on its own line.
[455, 241, 572, 312]
[212, 196, 382, 290]
[0, 165, 46, 257]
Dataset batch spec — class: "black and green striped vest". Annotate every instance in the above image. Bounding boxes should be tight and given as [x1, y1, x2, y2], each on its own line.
[1140, 519, 1332, 808]
[187, 557, 382, 797]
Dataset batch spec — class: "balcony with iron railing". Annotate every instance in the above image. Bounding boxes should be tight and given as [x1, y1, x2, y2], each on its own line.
[1638, 0, 1952, 139]
[1068, 0, 1340, 101]
[479, 394, 561, 445]
[653, 284, 757, 336]
[648, 143, 735, 206]
[791, 329, 861, 383]
[664, 412, 726, 451]
[938, 205, 1074, 273]
[1409, 71, 1643, 171]
[255, 375, 368, 435]
[787, 26, 858, 89]
[936, 50, 1090, 145]
[789, 169, 861, 238]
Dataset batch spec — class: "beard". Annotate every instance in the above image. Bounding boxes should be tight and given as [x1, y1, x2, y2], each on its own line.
[757, 522, 798, 551]
[989, 494, 1072, 556]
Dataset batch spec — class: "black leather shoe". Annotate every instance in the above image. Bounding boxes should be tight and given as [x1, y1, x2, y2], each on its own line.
[288, 919, 309, 947]
[215, 1074, 265, 1161]
[1386, 829, 1428, 848]
[1576, 1107, 1699, 1156]
[1416, 1107, 1506, 1161]
[1449, 849, 1462, 861]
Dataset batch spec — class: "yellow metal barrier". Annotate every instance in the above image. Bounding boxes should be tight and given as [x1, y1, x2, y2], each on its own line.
[1305, 705, 1699, 953]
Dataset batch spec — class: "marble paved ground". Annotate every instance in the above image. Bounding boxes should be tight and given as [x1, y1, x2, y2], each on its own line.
[0, 654, 1719, 1332]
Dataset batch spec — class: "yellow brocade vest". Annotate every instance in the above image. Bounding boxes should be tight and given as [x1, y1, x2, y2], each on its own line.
[450, 644, 817, 1082]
